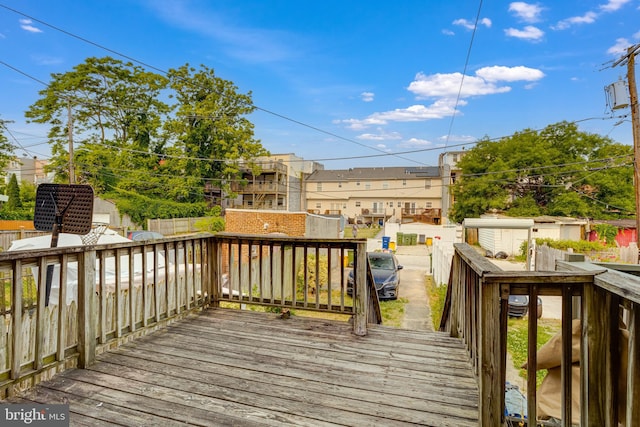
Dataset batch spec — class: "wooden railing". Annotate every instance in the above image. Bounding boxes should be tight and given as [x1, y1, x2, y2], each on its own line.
[441, 243, 640, 426]
[0, 233, 376, 397]
[213, 233, 378, 333]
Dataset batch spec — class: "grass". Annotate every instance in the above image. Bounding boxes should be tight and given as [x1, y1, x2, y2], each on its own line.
[507, 317, 561, 387]
[426, 276, 447, 329]
[425, 277, 561, 388]
[379, 297, 409, 327]
[345, 226, 382, 239]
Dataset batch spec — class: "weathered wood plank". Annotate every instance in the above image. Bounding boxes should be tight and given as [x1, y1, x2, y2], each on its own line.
[6, 308, 479, 426]
[163, 319, 476, 375]
[39, 371, 277, 427]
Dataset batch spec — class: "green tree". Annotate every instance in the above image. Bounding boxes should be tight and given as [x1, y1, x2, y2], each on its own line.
[165, 64, 269, 201]
[25, 56, 170, 187]
[5, 174, 22, 210]
[25, 58, 270, 225]
[0, 120, 16, 178]
[449, 122, 634, 223]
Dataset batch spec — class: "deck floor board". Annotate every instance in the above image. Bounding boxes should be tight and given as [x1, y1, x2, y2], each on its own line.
[7, 308, 479, 426]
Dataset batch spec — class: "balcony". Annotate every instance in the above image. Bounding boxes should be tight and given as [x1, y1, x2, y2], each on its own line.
[230, 182, 287, 194]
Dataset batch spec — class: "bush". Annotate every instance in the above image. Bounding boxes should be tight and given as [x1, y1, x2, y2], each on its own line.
[296, 254, 328, 295]
[519, 238, 607, 259]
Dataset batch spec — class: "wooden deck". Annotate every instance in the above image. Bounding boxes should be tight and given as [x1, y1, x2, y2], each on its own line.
[7, 308, 479, 426]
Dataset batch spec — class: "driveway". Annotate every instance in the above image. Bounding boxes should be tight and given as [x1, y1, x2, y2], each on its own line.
[393, 243, 434, 331]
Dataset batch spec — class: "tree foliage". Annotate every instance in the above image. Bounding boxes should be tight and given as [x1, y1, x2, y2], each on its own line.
[449, 122, 634, 223]
[25, 57, 269, 224]
[5, 174, 21, 210]
[0, 121, 16, 179]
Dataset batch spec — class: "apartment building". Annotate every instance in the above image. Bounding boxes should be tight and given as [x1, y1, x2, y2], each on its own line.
[228, 154, 322, 212]
[438, 150, 466, 225]
[4, 156, 54, 185]
[304, 166, 443, 225]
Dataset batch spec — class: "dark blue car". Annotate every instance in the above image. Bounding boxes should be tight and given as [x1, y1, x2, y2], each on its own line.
[347, 252, 403, 300]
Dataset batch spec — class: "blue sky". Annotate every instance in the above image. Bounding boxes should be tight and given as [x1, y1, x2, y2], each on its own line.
[1, 0, 639, 169]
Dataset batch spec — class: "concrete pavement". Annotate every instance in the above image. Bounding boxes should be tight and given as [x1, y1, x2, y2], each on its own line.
[393, 243, 434, 331]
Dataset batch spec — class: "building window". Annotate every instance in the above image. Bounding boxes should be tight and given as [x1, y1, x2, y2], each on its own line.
[356, 181, 360, 186]
[425, 179, 431, 189]
[355, 201, 361, 207]
[383, 182, 389, 189]
[343, 204, 347, 209]
[426, 201, 432, 208]
[315, 203, 321, 209]
[316, 183, 322, 191]
[397, 202, 402, 207]
[338, 182, 342, 188]
[365, 182, 371, 190]
[402, 179, 406, 186]
[388, 201, 393, 207]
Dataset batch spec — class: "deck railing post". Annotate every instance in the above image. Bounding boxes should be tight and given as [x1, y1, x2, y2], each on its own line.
[479, 279, 503, 426]
[352, 241, 367, 336]
[78, 249, 96, 368]
[210, 236, 220, 308]
[582, 282, 616, 426]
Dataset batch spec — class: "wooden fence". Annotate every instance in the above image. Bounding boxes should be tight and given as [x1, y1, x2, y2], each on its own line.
[441, 243, 639, 426]
[0, 233, 375, 397]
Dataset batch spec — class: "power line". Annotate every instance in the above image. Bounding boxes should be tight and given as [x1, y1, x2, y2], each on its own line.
[444, 0, 483, 149]
[0, 4, 427, 166]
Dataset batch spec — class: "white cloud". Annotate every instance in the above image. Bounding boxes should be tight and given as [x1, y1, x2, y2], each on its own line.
[357, 129, 402, 141]
[438, 134, 476, 143]
[607, 37, 632, 55]
[508, 2, 544, 23]
[408, 72, 512, 99]
[504, 25, 544, 41]
[452, 18, 491, 31]
[600, 0, 631, 13]
[145, 2, 300, 64]
[554, 0, 629, 30]
[19, 18, 42, 33]
[476, 65, 545, 82]
[339, 66, 544, 130]
[361, 92, 374, 102]
[554, 11, 597, 30]
[31, 55, 64, 66]
[442, 29, 455, 36]
[399, 138, 432, 148]
[339, 100, 464, 130]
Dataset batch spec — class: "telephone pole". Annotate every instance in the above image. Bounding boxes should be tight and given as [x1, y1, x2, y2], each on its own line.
[613, 44, 640, 260]
[67, 101, 75, 184]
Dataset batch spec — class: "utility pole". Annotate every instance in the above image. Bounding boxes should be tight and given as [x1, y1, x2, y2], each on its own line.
[613, 44, 640, 260]
[67, 100, 75, 184]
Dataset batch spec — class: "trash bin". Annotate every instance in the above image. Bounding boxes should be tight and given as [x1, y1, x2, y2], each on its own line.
[382, 236, 390, 249]
[396, 232, 404, 246]
[389, 241, 396, 251]
[410, 233, 417, 245]
[426, 237, 433, 246]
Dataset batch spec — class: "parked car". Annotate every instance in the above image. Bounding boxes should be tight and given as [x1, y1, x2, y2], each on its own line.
[347, 252, 403, 300]
[508, 295, 543, 318]
[127, 231, 164, 241]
